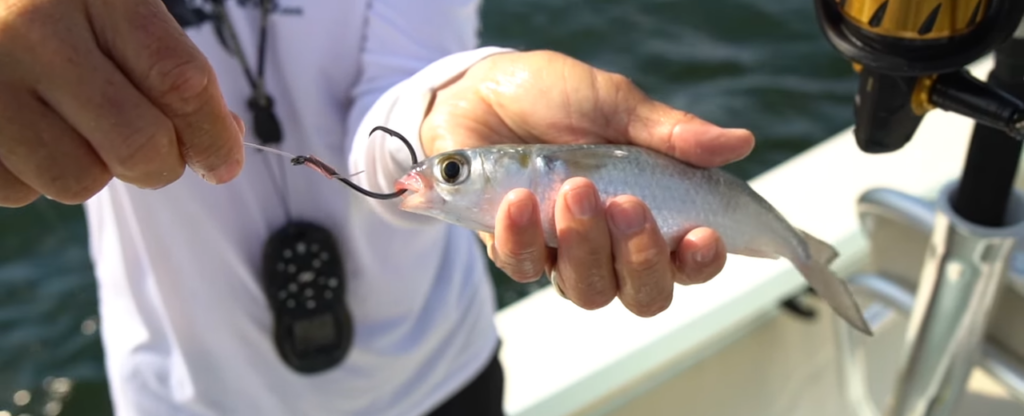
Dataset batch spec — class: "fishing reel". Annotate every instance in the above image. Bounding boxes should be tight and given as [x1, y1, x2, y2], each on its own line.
[814, 0, 1024, 154]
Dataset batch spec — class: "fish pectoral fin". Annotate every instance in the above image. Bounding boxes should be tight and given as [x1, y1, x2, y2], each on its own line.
[796, 228, 839, 266]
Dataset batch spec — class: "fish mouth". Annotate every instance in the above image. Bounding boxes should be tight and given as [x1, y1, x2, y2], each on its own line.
[394, 172, 428, 211]
[397, 193, 428, 212]
[395, 172, 425, 195]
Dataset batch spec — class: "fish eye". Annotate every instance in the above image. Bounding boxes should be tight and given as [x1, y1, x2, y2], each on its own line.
[436, 154, 468, 185]
[442, 160, 460, 182]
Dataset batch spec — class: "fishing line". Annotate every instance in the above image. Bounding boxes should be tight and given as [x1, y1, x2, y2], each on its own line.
[243, 125, 418, 200]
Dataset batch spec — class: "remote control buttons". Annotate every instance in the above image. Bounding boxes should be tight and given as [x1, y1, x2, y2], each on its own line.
[262, 221, 353, 373]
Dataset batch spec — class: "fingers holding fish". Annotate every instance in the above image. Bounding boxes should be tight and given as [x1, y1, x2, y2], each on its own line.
[625, 100, 756, 168]
[657, 115, 756, 169]
[590, 67, 755, 168]
[551, 178, 617, 310]
[492, 189, 550, 283]
[606, 196, 675, 318]
[477, 232, 497, 261]
[0, 159, 39, 208]
[673, 227, 727, 285]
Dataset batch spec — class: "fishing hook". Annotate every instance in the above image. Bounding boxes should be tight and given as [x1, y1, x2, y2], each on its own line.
[244, 125, 419, 200]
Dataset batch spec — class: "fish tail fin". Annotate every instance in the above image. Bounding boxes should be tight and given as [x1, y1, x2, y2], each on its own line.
[792, 228, 873, 336]
[796, 228, 839, 266]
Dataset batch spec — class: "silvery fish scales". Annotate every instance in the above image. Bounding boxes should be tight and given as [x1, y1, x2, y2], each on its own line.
[394, 144, 871, 336]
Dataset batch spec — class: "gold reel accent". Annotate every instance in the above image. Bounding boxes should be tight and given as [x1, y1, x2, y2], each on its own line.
[837, 0, 988, 40]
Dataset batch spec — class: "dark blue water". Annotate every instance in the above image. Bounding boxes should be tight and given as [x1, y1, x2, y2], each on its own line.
[0, 0, 857, 414]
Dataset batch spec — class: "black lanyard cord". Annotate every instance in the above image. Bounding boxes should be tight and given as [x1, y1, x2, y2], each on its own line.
[205, 0, 418, 202]
[208, 0, 292, 222]
[210, 0, 282, 146]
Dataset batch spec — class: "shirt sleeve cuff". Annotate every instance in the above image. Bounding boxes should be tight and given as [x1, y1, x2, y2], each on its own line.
[347, 46, 518, 228]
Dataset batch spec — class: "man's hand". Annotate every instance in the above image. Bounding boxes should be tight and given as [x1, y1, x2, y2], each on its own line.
[421, 50, 755, 317]
[0, 0, 244, 208]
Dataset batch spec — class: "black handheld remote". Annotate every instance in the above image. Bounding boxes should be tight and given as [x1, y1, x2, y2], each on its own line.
[261, 221, 353, 373]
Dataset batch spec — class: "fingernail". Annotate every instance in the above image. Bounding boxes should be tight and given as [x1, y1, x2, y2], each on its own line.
[608, 199, 646, 235]
[204, 156, 243, 185]
[692, 242, 717, 264]
[724, 128, 751, 135]
[565, 185, 596, 218]
[721, 128, 754, 164]
[137, 178, 170, 191]
[230, 111, 246, 138]
[508, 195, 534, 226]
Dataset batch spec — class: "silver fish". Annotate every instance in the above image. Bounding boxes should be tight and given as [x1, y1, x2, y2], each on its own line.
[394, 144, 872, 336]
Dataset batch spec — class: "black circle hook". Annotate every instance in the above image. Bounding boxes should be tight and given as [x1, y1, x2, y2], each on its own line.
[289, 126, 419, 200]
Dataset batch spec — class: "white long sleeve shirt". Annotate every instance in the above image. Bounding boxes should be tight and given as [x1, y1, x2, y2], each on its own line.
[82, 1, 514, 414]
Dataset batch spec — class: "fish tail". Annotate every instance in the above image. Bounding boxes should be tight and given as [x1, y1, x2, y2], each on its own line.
[796, 228, 839, 265]
[792, 228, 873, 336]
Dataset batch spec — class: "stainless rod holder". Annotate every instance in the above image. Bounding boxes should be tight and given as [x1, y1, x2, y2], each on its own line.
[884, 181, 1023, 416]
[840, 272, 1024, 411]
[840, 183, 1024, 416]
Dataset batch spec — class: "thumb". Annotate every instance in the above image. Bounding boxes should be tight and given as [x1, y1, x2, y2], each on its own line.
[600, 73, 755, 168]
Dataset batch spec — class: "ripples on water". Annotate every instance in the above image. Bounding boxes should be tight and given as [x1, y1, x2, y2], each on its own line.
[0, 0, 857, 413]
[0, 202, 111, 415]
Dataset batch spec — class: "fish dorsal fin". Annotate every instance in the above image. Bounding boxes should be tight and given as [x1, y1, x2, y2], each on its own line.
[537, 145, 633, 175]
